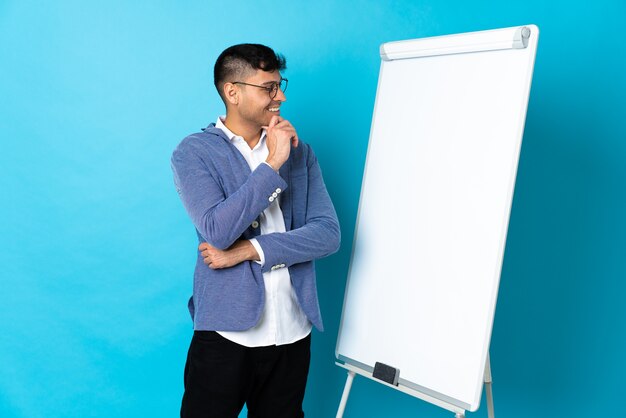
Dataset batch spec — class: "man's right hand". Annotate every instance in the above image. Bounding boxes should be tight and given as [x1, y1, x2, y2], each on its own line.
[264, 115, 299, 171]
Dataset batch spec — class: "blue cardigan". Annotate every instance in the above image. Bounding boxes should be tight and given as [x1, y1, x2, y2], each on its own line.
[171, 125, 340, 332]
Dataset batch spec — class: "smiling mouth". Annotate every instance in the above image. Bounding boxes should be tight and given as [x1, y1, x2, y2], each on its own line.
[267, 106, 281, 112]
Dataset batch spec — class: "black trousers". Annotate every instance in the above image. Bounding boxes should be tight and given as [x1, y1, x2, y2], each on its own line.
[181, 331, 311, 418]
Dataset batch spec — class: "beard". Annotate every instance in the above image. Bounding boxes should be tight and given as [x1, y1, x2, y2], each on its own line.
[238, 100, 281, 129]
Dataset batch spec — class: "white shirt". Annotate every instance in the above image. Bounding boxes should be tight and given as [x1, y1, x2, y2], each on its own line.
[215, 117, 312, 347]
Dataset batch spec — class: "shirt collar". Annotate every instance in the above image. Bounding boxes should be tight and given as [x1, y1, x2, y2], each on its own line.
[215, 116, 266, 146]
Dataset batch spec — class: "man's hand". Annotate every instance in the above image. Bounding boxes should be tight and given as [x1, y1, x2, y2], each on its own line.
[264, 115, 299, 171]
[198, 240, 260, 269]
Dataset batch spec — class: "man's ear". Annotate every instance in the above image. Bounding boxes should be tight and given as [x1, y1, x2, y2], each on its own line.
[223, 82, 239, 106]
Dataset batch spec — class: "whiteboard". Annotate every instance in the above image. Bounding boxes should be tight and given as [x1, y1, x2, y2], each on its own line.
[336, 25, 539, 412]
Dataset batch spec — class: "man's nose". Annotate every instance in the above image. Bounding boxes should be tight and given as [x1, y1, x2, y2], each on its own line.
[275, 88, 286, 102]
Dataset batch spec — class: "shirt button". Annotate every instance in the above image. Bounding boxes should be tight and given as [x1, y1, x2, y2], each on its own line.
[269, 196, 275, 202]
[251, 221, 259, 228]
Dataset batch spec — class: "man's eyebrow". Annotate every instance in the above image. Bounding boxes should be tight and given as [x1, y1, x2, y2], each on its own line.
[261, 80, 280, 86]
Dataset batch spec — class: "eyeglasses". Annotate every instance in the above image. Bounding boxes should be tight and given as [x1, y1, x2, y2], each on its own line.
[232, 78, 288, 99]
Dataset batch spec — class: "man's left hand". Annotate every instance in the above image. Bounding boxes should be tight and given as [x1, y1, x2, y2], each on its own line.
[198, 240, 259, 269]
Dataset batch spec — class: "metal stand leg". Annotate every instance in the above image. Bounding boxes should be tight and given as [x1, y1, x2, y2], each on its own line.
[484, 353, 495, 418]
[455, 413, 465, 418]
[336, 371, 356, 418]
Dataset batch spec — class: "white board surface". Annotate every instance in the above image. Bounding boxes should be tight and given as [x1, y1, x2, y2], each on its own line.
[336, 25, 539, 412]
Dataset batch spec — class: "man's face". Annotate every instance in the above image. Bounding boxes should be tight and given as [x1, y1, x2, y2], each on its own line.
[235, 69, 286, 128]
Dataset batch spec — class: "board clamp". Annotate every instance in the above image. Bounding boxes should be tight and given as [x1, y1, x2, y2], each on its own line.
[372, 362, 400, 386]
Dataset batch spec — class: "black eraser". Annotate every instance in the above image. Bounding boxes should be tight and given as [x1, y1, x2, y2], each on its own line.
[373, 362, 400, 386]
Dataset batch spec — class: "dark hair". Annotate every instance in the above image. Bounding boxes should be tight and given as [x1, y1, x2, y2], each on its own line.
[213, 43, 287, 101]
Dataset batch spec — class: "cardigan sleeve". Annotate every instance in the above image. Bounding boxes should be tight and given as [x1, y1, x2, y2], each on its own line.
[253, 147, 341, 273]
[171, 138, 287, 250]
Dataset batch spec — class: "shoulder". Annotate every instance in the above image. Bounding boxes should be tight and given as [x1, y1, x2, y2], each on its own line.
[289, 140, 315, 165]
[171, 126, 228, 162]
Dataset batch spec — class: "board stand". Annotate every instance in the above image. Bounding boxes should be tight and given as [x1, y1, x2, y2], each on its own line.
[335, 353, 495, 418]
[484, 353, 495, 418]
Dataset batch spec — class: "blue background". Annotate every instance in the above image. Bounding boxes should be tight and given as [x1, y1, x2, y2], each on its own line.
[1, 1, 624, 417]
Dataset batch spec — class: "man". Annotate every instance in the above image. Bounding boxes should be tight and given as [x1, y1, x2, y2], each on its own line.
[171, 43, 340, 418]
